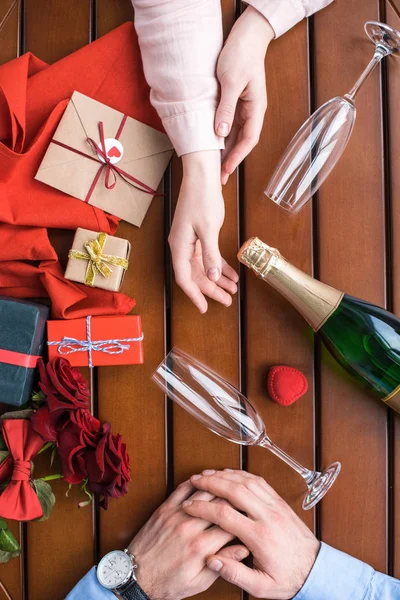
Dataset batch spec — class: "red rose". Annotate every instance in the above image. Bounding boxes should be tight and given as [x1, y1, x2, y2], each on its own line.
[31, 404, 60, 442]
[85, 423, 131, 509]
[38, 358, 89, 411]
[57, 409, 102, 484]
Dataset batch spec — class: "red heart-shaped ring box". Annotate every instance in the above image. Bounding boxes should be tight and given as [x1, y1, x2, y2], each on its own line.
[267, 366, 308, 406]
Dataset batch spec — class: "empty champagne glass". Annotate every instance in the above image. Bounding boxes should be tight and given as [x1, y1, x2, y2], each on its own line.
[265, 21, 400, 214]
[152, 348, 341, 510]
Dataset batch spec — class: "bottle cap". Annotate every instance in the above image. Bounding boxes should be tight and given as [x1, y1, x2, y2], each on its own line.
[237, 238, 280, 276]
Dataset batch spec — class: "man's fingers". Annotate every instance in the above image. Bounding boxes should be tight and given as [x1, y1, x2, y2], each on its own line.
[215, 78, 241, 138]
[207, 554, 272, 597]
[187, 473, 266, 520]
[197, 227, 223, 283]
[216, 544, 250, 562]
[166, 480, 194, 507]
[182, 498, 254, 545]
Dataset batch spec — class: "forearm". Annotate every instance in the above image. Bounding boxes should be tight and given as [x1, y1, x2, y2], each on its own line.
[294, 543, 400, 600]
[131, 0, 224, 156]
[245, 0, 334, 37]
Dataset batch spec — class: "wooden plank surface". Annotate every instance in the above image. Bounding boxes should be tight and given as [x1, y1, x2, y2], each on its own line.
[21, 3, 95, 599]
[313, 0, 388, 571]
[169, 3, 241, 598]
[386, 0, 400, 579]
[0, 0, 398, 597]
[244, 19, 316, 534]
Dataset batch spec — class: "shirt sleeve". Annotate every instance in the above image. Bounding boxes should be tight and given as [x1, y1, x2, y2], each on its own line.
[294, 542, 400, 600]
[65, 567, 115, 600]
[245, 0, 334, 37]
[131, 0, 224, 157]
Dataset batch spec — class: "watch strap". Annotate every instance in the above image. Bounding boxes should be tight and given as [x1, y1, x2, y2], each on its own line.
[120, 580, 151, 600]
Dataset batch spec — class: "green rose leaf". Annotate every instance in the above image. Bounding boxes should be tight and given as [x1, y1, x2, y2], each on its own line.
[0, 549, 20, 563]
[0, 409, 35, 428]
[32, 479, 56, 522]
[0, 521, 20, 553]
[0, 451, 9, 465]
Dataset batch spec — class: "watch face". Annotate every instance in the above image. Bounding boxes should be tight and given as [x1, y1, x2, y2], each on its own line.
[97, 550, 132, 590]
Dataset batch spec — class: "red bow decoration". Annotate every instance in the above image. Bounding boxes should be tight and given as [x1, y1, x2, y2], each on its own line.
[0, 420, 44, 521]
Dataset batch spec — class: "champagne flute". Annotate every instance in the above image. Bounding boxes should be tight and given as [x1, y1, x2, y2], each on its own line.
[265, 21, 400, 214]
[152, 348, 341, 510]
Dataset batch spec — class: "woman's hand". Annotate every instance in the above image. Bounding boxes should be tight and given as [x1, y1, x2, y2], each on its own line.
[169, 150, 238, 314]
[129, 479, 249, 600]
[215, 7, 275, 184]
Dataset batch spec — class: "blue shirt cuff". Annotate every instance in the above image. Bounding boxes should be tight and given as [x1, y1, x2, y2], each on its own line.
[65, 566, 115, 600]
[294, 542, 374, 600]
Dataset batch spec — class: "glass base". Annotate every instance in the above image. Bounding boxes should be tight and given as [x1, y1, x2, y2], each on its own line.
[266, 190, 300, 214]
[365, 21, 400, 56]
[302, 462, 341, 511]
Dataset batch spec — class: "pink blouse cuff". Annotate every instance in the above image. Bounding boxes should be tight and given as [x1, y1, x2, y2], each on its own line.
[162, 109, 225, 157]
[246, 0, 305, 37]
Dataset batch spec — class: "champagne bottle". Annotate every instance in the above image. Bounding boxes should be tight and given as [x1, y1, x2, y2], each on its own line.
[238, 237, 400, 413]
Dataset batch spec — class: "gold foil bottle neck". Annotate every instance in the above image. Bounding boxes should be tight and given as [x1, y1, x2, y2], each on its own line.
[237, 237, 280, 277]
[238, 237, 344, 331]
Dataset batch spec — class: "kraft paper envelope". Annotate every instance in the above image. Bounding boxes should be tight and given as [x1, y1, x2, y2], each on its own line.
[35, 91, 174, 227]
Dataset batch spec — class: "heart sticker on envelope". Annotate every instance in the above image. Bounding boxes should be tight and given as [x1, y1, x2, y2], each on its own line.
[98, 138, 124, 164]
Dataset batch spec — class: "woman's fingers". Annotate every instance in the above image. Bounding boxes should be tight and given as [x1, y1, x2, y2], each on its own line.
[215, 77, 241, 138]
[217, 275, 238, 295]
[197, 226, 223, 283]
[222, 260, 239, 283]
[171, 248, 208, 314]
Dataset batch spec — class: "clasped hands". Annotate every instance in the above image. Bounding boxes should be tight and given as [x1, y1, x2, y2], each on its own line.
[168, 8, 274, 313]
[129, 470, 320, 600]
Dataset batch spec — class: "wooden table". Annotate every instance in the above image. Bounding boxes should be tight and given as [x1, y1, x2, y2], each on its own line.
[0, 0, 399, 598]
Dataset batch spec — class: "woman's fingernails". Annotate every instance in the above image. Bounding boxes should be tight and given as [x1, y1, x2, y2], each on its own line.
[207, 268, 220, 282]
[191, 474, 202, 481]
[203, 469, 216, 476]
[235, 549, 249, 561]
[217, 122, 230, 136]
[182, 500, 193, 507]
[224, 468, 234, 473]
[208, 560, 223, 572]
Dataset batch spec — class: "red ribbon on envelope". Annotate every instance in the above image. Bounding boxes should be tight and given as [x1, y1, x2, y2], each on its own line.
[0, 420, 44, 521]
[51, 117, 163, 203]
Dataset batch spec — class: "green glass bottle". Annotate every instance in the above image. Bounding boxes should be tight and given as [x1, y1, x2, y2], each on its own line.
[238, 237, 400, 413]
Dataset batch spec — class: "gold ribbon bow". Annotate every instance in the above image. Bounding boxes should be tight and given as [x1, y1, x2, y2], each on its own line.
[68, 232, 129, 287]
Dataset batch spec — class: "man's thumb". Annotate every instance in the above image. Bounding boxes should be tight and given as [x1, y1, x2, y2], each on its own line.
[207, 553, 256, 593]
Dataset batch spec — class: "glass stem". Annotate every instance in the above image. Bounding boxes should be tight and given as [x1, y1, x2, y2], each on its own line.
[259, 436, 318, 486]
[345, 50, 387, 102]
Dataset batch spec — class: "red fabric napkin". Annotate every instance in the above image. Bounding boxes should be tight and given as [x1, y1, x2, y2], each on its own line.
[0, 23, 162, 318]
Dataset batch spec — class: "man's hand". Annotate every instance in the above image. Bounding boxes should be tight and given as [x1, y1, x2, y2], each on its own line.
[215, 7, 275, 184]
[129, 479, 249, 600]
[182, 470, 320, 599]
[169, 150, 238, 313]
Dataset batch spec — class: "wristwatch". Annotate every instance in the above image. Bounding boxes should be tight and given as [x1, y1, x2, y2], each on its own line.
[96, 549, 149, 599]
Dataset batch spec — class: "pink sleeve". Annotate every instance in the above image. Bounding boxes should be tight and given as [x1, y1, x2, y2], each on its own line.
[131, 0, 224, 157]
[246, 0, 334, 37]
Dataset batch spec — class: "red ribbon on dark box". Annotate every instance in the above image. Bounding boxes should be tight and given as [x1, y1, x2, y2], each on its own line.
[51, 118, 163, 203]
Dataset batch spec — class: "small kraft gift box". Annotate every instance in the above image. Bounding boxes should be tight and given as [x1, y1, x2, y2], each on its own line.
[65, 228, 131, 292]
[47, 315, 144, 368]
[35, 91, 174, 227]
[0, 296, 49, 406]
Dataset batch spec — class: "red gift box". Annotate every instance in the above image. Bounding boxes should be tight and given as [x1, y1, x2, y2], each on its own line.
[47, 316, 144, 367]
